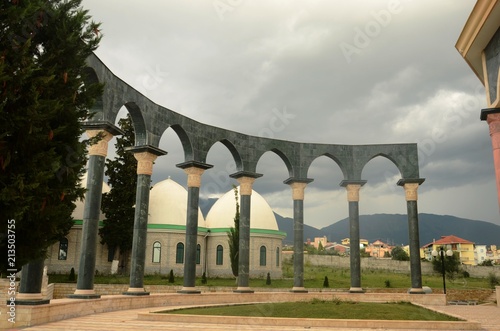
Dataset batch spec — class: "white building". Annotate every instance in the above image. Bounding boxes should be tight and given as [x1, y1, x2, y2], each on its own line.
[45, 177, 285, 279]
[474, 244, 488, 265]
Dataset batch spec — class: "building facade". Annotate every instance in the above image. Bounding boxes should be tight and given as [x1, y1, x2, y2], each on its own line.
[45, 177, 285, 279]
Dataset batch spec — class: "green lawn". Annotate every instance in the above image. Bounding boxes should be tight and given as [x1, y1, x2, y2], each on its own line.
[48, 259, 491, 291]
[161, 300, 461, 321]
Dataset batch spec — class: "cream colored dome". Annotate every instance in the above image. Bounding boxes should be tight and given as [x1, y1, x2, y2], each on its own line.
[206, 186, 278, 231]
[148, 177, 206, 227]
[72, 173, 110, 220]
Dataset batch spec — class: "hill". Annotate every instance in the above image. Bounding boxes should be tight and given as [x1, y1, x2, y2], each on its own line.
[199, 197, 500, 246]
[319, 213, 500, 246]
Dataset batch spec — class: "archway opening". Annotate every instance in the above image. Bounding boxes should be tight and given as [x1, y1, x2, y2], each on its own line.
[202, 141, 238, 216]
[360, 156, 406, 247]
[254, 150, 292, 222]
[305, 155, 345, 243]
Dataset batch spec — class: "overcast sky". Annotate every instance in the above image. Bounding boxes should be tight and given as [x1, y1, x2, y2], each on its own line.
[81, 0, 500, 229]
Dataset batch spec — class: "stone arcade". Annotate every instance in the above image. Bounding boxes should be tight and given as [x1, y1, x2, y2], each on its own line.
[19, 53, 425, 300]
[45, 177, 286, 280]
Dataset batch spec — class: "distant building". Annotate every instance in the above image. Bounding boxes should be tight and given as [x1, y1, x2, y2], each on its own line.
[487, 245, 500, 264]
[474, 244, 488, 265]
[327, 243, 350, 256]
[365, 240, 392, 258]
[312, 236, 328, 249]
[341, 238, 368, 249]
[421, 235, 475, 265]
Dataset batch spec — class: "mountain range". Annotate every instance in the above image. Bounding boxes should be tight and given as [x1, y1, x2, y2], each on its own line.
[199, 198, 500, 247]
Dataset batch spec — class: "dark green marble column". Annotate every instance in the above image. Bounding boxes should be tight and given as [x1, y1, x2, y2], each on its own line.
[284, 179, 312, 293]
[341, 180, 366, 293]
[17, 259, 49, 305]
[70, 127, 116, 299]
[177, 162, 212, 294]
[398, 179, 425, 294]
[230, 173, 261, 293]
[125, 146, 166, 295]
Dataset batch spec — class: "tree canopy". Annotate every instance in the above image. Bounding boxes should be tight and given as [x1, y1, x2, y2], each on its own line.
[390, 246, 410, 261]
[99, 114, 137, 273]
[0, 0, 102, 273]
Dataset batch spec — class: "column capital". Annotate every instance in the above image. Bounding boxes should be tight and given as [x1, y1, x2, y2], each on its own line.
[340, 180, 367, 202]
[176, 161, 213, 188]
[284, 178, 313, 201]
[83, 121, 124, 158]
[397, 178, 425, 201]
[480, 108, 500, 121]
[86, 129, 114, 157]
[236, 176, 256, 195]
[127, 145, 167, 176]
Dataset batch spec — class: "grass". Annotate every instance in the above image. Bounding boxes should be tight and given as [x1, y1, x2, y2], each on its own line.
[160, 299, 461, 321]
[47, 260, 491, 291]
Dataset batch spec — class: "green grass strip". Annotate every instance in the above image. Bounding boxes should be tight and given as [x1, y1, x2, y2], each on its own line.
[162, 300, 461, 321]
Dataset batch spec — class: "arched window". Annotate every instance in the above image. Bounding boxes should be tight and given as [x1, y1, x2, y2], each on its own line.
[260, 246, 267, 266]
[58, 238, 68, 260]
[196, 244, 201, 265]
[152, 241, 161, 263]
[176, 242, 184, 264]
[216, 245, 223, 265]
[276, 247, 280, 267]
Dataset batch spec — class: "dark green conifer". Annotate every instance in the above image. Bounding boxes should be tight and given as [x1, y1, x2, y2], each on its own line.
[0, 0, 102, 273]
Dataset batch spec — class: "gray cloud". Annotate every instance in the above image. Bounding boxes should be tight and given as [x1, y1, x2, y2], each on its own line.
[84, 0, 499, 227]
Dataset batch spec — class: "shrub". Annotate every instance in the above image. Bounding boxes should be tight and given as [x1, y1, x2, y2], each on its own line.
[168, 269, 175, 283]
[68, 267, 76, 281]
[266, 272, 271, 285]
[462, 270, 470, 278]
[384, 279, 391, 288]
[323, 276, 329, 288]
[487, 272, 499, 289]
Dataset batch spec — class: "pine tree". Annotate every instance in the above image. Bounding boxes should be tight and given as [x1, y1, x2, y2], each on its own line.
[99, 114, 137, 274]
[0, 0, 102, 273]
[227, 185, 239, 277]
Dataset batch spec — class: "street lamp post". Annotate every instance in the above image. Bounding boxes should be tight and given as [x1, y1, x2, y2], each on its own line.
[432, 246, 453, 294]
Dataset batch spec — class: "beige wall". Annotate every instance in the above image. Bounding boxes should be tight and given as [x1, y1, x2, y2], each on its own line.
[45, 228, 283, 279]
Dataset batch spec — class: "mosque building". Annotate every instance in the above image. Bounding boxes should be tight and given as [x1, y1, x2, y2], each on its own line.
[44, 176, 286, 279]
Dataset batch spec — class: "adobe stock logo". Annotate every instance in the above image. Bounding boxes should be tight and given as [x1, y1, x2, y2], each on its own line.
[339, 0, 407, 64]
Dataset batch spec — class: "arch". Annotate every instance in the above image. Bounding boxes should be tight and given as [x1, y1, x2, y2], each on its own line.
[256, 148, 293, 178]
[216, 139, 243, 171]
[82, 67, 104, 121]
[175, 242, 184, 264]
[58, 238, 68, 260]
[259, 245, 267, 266]
[123, 102, 148, 146]
[308, 153, 348, 180]
[361, 153, 404, 181]
[152, 241, 161, 263]
[165, 124, 194, 161]
[216, 245, 223, 265]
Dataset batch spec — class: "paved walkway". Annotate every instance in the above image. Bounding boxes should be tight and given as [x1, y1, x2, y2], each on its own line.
[17, 303, 500, 331]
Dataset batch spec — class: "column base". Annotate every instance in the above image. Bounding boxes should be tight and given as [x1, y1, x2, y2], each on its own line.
[14, 299, 50, 306]
[67, 289, 101, 299]
[123, 287, 150, 296]
[234, 287, 254, 293]
[177, 287, 201, 294]
[349, 287, 365, 293]
[408, 288, 426, 294]
[16, 293, 43, 301]
[290, 287, 308, 293]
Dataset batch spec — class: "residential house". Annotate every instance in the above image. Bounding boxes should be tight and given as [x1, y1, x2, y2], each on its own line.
[365, 240, 392, 258]
[421, 235, 475, 265]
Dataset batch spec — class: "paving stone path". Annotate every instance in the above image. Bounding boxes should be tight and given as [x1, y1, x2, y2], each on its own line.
[18, 303, 500, 331]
